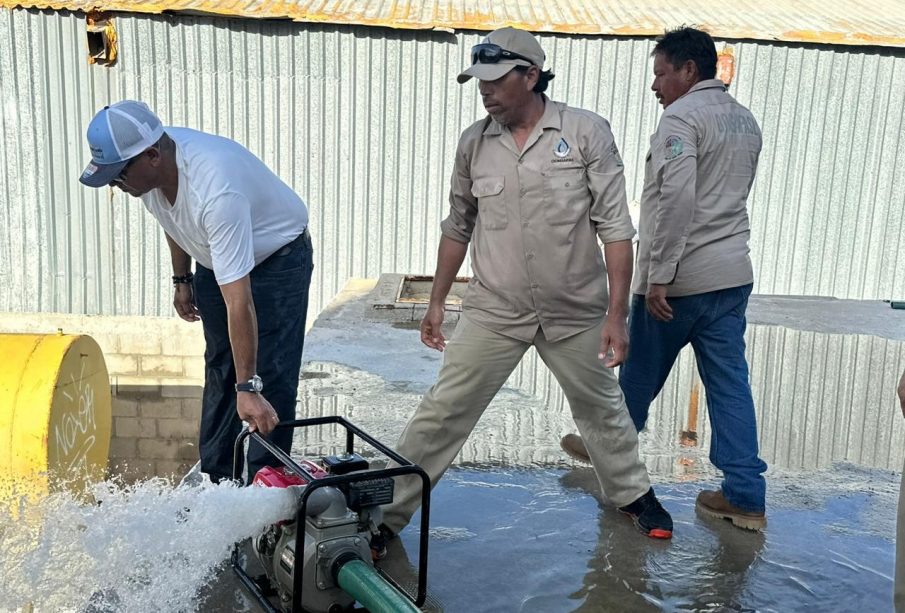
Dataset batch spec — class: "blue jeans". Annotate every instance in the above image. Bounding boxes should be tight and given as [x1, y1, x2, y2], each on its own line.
[193, 230, 314, 482]
[619, 284, 766, 512]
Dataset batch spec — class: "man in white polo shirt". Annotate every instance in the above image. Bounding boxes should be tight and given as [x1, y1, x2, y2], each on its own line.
[79, 100, 313, 482]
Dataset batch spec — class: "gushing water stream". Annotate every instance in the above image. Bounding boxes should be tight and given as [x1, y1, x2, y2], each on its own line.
[0, 477, 295, 612]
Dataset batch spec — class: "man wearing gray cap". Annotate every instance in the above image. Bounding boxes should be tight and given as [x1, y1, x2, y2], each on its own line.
[79, 100, 313, 483]
[374, 27, 672, 555]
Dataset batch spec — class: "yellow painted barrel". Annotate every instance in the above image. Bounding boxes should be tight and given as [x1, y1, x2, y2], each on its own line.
[0, 332, 112, 507]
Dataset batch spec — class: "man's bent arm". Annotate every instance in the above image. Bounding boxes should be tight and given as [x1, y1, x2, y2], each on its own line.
[219, 275, 279, 435]
[165, 232, 199, 322]
[599, 239, 633, 365]
[430, 236, 468, 307]
[219, 275, 257, 382]
[603, 239, 633, 319]
[649, 115, 698, 287]
[165, 232, 193, 276]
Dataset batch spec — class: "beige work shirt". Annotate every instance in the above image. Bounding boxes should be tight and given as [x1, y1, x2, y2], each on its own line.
[440, 97, 635, 343]
[634, 79, 762, 297]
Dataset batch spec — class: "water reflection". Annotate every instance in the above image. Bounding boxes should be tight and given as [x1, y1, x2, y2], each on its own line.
[571, 507, 665, 613]
[375, 532, 445, 613]
[291, 361, 576, 469]
[680, 516, 765, 612]
[401, 466, 894, 613]
[511, 325, 905, 472]
[298, 319, 905, 474]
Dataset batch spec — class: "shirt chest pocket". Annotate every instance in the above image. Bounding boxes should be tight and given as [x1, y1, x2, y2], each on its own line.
[471, 176, 508, 231]
[544, 168, 589, 226]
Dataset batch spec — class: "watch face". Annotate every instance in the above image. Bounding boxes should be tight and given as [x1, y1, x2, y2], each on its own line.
[237, 375, 264, 393]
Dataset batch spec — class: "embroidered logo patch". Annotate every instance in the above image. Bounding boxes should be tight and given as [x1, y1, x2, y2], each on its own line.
[553, 137, 571, 158]
[665, 135, 684, 160]
[610, 143, 624, 167]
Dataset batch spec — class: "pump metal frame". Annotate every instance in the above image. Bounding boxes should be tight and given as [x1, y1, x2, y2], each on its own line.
[231, 416, 430, 613]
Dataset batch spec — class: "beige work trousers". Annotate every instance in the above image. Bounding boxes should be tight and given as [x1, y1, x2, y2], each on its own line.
[382, 313, 652, 534]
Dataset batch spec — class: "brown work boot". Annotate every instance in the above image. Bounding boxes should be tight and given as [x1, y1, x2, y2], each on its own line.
[695, 489, 766, 531]
[560, 433, 592, 464]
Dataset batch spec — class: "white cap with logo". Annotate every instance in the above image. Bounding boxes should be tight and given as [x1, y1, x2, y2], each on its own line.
[79, 100, 164, 187]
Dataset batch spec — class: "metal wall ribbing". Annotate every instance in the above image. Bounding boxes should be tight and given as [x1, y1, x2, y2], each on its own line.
[2, 8, 904, 321]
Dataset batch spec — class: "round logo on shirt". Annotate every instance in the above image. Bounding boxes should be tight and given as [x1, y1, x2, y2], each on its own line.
[553, 137, 571, 158]
[665, 135, 684, 160]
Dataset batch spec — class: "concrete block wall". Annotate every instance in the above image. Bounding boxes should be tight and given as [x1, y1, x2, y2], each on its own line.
[0, 312, 205, 482]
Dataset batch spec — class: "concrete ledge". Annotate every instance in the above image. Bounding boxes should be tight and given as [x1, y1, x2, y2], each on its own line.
[748, 295, 905, 341]
[0, 312, 206, 387]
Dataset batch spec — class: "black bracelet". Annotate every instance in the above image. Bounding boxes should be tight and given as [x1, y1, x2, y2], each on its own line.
[172, 272, 194, 285]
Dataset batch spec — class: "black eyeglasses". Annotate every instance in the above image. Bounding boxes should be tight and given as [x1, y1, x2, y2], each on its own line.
[471, 43, 536, 67]
[113, 147, 152, 184]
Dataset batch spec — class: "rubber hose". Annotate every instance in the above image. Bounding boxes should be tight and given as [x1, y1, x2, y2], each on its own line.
[335, 559, 420, 613]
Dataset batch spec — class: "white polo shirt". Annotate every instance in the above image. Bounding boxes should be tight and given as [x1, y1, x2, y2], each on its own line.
[141, 127, 308, 285]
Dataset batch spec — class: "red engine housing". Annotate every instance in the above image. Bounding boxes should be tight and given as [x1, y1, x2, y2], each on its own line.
[252, 460, 329, 488]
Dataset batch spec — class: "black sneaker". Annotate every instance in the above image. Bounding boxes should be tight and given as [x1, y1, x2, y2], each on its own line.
[618, 488, 673, 539]
[370, 524, 396, 561]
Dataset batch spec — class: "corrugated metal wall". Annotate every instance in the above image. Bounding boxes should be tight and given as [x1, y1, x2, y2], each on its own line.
[2, 8, 905, 321]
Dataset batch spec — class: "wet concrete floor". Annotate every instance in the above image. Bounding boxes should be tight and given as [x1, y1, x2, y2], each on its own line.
[208, 279, 903, 612]
[386, 465, 896, 612]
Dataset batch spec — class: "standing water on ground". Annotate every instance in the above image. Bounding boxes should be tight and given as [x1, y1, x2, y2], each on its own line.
[0, 477, 294, 612]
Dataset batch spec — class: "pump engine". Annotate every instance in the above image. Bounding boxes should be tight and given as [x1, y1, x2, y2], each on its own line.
[231, 417, 429, 613]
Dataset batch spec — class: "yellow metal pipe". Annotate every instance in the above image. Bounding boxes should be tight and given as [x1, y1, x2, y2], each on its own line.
[0, 332, 112, 511]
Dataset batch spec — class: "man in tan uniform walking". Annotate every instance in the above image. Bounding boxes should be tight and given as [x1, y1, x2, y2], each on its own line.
[562, 27, 767, 531]
[373, 27, 673, 555]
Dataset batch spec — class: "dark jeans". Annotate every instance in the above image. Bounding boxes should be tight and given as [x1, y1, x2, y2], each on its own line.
[193, 230, 314, 482]
[619, 284, 767, 512]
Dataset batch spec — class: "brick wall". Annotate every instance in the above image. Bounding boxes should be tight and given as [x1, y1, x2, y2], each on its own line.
[0, 312, 205, 482]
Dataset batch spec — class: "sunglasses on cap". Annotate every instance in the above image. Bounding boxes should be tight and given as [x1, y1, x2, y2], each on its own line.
[471, 43, 535, 66]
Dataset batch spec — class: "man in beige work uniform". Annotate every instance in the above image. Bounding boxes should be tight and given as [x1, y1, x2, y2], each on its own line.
[563, 27, 768, 531]
[373, 27, 673, 556]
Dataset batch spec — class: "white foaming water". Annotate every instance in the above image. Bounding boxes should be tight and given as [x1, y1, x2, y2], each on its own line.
[0, 477, 297, 612]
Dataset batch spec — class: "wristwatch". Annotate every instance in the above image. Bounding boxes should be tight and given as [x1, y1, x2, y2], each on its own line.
[235, 374, 263, 394]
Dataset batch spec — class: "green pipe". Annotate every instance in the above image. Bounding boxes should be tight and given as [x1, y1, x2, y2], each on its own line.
[335, 558, 420, 613]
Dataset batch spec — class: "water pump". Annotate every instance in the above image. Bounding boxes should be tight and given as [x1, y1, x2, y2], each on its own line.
[231, 417, 430, 613]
